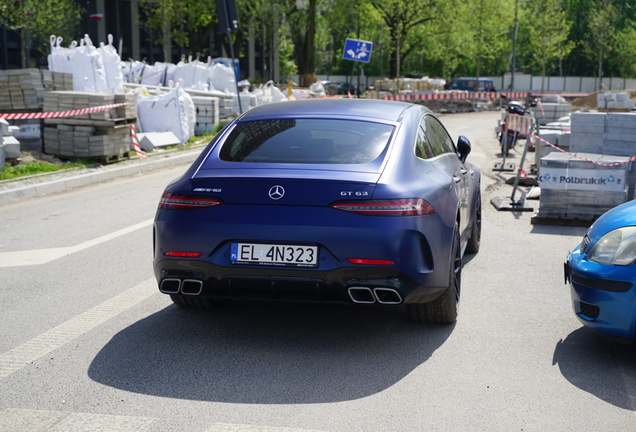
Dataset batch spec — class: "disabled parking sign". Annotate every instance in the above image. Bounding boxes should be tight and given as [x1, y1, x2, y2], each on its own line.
[342, 38, 373, 63]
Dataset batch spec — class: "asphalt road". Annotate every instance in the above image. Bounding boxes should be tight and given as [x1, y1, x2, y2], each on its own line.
[0, 110, 634, 432]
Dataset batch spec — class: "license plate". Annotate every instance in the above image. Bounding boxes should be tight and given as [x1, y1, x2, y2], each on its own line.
[230, 243, 319, 267]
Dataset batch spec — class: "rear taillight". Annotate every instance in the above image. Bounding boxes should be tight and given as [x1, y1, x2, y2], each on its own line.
[158, 193, 223, 210]
[164, 251, 203, 257]
[347, 258, 395, 265]
[330, 199, 436, 216]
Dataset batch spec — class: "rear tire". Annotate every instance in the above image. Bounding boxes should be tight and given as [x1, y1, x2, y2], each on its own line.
[170, 294, 213, 309]
[500, 133, 510, 156]
[407, 224, 461, 323]
[466, 193, 481, 254]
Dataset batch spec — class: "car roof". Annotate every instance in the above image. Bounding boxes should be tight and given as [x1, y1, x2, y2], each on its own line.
[237, 98, 426, 123]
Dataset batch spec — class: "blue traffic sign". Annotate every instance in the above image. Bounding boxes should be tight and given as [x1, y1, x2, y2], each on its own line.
[342, 38, 373, 63]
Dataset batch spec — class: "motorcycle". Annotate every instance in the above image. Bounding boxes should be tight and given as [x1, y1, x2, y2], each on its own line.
[497, 101, 526, 156]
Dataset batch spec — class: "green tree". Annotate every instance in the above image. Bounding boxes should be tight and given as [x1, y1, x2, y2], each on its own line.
[612, 20, 636, 77]
[463, 0, 514, 79]
[587, 0, 620, 86]
[284, 0, 319, 87]
[141, 0, 217, 61]
[415, 0, 471, 79]
[0, 0, 82, 68]
[524, 0, 575, 90]
[368, 0, 437, 78]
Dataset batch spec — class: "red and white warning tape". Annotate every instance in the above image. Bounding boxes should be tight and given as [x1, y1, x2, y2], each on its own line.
[382, 91, 529, 102]
[129, 124, 146, 158]
[0, 102, 128, 120]
[530, 133, 636, 167]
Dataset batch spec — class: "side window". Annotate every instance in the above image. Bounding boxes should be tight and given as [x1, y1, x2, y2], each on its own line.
[425, 116, 455, 155]
[415, 123, 435, 159]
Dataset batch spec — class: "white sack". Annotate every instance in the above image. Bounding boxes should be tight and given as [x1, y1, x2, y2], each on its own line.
[97, 35, 124, 93]
[209, 62, 236, 93]
[137, 85, 193, 144]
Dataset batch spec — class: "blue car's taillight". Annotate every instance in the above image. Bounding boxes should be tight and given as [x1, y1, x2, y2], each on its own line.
[158, 193, 223, 210]
[330, 199, 436, 216]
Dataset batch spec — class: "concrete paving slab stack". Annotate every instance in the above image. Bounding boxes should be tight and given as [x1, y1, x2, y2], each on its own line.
[537, 102, 571, 126]
[191, 96, 220, 135]
[537, 109, 636, 221]
[538, 152, 630, 220]
[42, 91, 137, 161]
[0, 69, 73, 153]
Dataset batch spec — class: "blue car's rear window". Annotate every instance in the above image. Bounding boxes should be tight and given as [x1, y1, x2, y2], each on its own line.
[218, 119, 394, 164]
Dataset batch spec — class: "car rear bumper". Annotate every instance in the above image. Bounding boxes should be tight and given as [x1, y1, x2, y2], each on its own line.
[154, 258, 447, 305]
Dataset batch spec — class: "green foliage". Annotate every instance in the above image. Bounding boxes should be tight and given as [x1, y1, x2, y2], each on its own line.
[0, 159, 89, 181]
[0, 0, 82, 67]
[523, 0, 575, 82]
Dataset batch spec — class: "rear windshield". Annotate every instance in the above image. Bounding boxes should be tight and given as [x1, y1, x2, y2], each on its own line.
[218, 119, 394, 164]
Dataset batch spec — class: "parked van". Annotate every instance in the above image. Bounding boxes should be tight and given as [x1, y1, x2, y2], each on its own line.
[451, 77, 495, 91]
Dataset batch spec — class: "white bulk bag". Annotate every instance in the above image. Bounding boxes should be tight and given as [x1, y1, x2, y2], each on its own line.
[173, 57, 209, 91]
[97, 35, 124, 93]
[137, 85, 193, 144]
[208, 62, 236, 93]
[48, 35, 108, 92]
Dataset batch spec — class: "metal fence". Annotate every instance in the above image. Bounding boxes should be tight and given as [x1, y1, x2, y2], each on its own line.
[312, 73, 636, 95]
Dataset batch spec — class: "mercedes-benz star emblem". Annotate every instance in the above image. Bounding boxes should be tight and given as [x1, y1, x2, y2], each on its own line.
[268, 185, 285, 200]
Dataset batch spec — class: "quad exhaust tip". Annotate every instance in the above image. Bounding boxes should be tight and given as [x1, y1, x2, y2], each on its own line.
[159, 278, 204, 296]
[160, 278, 181, 294]
[348, 287, 402, 304]
[348, 287, 375, 303]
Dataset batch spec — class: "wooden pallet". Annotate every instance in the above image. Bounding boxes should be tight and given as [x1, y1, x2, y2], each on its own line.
[99, 152, 131, 165]
[530, 215, 595, 226]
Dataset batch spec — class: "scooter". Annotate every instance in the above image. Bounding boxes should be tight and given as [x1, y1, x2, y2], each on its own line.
[497, 101, 526, 156]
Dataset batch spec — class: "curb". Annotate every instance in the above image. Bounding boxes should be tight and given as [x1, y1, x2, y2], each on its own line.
[0, 149, 202, 206]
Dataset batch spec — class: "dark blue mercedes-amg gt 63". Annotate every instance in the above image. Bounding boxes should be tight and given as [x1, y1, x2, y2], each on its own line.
[153, 98, 481, 323]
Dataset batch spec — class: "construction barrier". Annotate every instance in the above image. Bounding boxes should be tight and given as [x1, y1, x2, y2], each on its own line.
[382, 91, 529, 102]
[530, 133, 636, 167]
[0, 103, 129, 120]
[505, 113, 535, 135]
[129, 124, 147, 158]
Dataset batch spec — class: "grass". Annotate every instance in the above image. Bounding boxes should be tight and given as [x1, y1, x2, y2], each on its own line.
[0, 159, 92, 181]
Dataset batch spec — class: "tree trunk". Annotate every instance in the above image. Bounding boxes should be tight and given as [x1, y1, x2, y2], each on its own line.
[162, 18, 171, 62]
[290, 0, 317, 87]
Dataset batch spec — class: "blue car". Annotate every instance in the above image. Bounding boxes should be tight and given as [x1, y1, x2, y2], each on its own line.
[565, 200, 636, 341]
[153, 99, 481, 323]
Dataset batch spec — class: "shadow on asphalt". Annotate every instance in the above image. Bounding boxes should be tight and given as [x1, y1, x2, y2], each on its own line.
[88, 301, 454, 403]
[552, 327, 636, 410]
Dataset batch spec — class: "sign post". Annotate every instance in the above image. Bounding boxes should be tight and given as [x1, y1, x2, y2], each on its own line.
[216, 0, 242, 113]
[342, 38, 373, 97]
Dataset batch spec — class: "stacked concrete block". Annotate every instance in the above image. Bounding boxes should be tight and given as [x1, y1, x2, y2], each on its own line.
[191, 96, 220, 135]
[0, 119, 22, 169]
[218, 97, 236, 119]
[570, 112, 606, 154]
[537, 152, 631, 220]
[42, 91, 137, 161]
[10, 120, 43, 152]
[597, 92, 635, 110]
[537, 102, 571, 125]
[44, 124, 130, 159]
[535, 128, 571, 169]
[0, 69, 72, 111]
[604, 113, 636, 157]
[570, 111, 636, 200]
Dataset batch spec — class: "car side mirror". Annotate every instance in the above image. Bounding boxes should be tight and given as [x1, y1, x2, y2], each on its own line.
[457, 135, 471, 162]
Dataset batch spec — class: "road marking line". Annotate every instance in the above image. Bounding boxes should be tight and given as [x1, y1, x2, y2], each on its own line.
[0, 218, 153, 268]
[0, 408, 156, 432]
[205, 424, 330, 432]
[0, 278, 157, 380]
